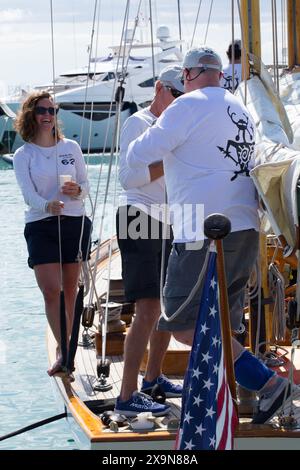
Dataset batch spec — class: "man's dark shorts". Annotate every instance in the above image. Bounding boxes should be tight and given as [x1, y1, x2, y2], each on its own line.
[116, 205, 173, 302]
[158, 229, 259, 332]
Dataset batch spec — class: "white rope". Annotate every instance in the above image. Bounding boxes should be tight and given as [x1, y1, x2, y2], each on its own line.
[160, 244, 211, 323]
[268, 262, 286, 341]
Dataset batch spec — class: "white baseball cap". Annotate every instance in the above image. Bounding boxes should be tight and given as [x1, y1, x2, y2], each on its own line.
[183, 46, 222, 71]
[158, 65, 184, 93]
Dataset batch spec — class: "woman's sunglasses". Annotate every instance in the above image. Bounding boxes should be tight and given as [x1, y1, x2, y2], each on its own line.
[165, 86, 184, 99]
[35, 106, 59, 116]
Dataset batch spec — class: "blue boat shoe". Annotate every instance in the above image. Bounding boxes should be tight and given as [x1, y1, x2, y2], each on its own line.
[114, 391, 171, 417]
[141, 374, 183, 398]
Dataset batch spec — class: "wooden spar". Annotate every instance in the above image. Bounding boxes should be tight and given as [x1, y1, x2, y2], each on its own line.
[215, 238, 238, 413]
[240, 0, 261, 79]
[287, 0, 300, 68]
[204, 214, 238, 415]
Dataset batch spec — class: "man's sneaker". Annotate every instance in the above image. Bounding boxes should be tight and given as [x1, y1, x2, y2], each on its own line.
[114, 391, 171, 417]
[252, 378, 290, 424]
[141, 374, 183, 398]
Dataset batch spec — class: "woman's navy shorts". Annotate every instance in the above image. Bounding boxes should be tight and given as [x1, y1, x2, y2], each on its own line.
[24, 215, 92, 269]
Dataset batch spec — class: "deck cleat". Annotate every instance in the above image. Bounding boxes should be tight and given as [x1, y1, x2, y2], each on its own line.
[101, 410, 128, 431]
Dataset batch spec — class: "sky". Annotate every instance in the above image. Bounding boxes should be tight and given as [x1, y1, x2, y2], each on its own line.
[0, 0, 286, 97]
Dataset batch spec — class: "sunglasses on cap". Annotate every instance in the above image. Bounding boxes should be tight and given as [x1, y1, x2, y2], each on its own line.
[165, 86, 184, 98]
[35, 106, 59, 116]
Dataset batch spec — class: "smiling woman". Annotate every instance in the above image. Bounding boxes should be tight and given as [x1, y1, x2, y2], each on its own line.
[13, 90, 92, 379]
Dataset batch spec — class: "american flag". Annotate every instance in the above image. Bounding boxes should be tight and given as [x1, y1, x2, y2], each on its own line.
[176, 249, 238, 450]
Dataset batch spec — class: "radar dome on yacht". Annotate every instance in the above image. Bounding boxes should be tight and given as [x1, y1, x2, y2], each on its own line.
[156, 26, 170, 42]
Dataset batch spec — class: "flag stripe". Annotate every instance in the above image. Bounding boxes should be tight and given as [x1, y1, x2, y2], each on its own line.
[176, 250, 238, 450]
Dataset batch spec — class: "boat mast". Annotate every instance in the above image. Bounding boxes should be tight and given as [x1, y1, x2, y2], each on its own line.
[240, 0, 261, 79]
[240, 0, 273, 354]
[287, 0, 300, 68]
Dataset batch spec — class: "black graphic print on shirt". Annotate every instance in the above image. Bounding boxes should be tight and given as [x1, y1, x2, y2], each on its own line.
[217, 106, 254, 181]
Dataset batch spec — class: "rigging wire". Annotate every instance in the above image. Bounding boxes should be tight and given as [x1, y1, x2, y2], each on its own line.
[191, 0, 203, 48]
[231, 0, 235, 94]
[203, 0, 214, 44]
[88, 0, 143, 310]
[177, 0, 182, 52]
[84, 0, 102, 165]
[123, 1, 144, 79]
[281, 0, 287, 65]
[86, 1, 131, 300]
[100, 103, 122, 362]
[271, 0, 280, 92]
[79, 0, 99, 149]
[49, 0, 69, 366]
[237, 0, 248, 104]
[149, 0, 156, 86]
[49, 0, 63, 291]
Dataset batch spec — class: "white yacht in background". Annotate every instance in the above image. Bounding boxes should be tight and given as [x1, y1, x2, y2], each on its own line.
[4, 26, 183, 154]
[0, 102, 23, 158]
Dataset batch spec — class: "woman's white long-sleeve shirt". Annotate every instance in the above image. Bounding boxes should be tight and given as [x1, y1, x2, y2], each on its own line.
[14, 138, 89, 223]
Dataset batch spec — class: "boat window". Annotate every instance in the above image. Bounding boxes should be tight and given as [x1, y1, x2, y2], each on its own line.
[138, 77, 158, 88]
[58, 102, 120, 121]
[102, 72, 116, 81]
[159, 59, 180, 63]
[138, 101, 152, 108]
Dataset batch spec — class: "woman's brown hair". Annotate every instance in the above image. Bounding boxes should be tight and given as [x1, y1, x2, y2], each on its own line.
[14, 90, 64, 142]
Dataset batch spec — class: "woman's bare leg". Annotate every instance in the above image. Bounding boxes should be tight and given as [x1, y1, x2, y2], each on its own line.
[34, 263, 62, 374]
[62, 263, 81, 340]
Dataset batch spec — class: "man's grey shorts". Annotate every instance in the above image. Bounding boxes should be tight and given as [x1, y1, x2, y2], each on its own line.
[158, 229, 259, 333]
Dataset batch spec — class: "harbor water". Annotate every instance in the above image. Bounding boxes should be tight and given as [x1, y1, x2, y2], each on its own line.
[0, 157, 120, 449]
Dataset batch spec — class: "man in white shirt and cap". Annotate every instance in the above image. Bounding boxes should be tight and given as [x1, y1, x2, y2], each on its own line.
[115, 65, 184, 417]
[221, 39, 242, 92]
[126, 46, 290, 424]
